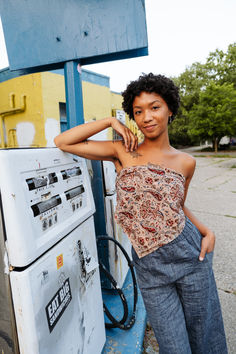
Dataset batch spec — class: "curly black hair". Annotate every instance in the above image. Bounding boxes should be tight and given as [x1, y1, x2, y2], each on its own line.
[122, 73, 180, 123]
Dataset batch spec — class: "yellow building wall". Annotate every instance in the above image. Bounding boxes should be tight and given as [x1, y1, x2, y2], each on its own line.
[41, 72, 113, 143]
[41, 72, 114, 123]
[82, 81, 111, 121]
[0, 71, 143, 148]
[110, 91, 123, 111]
[41, 72, 65, 146]
[0, 73, 44, 148]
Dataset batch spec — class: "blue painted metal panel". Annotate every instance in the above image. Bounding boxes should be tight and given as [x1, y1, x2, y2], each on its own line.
[60, 120, 67, 133]
[51, 69, 110, 88]
[81, 69, 110, 88]
[1, 0, 148, 71]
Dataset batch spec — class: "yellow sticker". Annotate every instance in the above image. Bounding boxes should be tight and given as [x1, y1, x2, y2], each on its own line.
[57, 254, 63, 269]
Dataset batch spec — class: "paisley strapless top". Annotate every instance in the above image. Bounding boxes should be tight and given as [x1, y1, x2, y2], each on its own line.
[114, 163, 186, 258]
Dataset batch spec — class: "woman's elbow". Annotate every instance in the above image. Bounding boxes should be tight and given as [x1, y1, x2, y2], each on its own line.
[54, 135, 62, 148]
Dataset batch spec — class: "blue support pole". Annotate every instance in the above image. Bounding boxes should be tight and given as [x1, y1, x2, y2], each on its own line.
[64, 59, 110, 285]
[64, 61, 84, 128]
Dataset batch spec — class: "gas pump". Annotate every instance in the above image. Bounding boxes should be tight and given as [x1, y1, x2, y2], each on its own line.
[0, 148, 106, 353]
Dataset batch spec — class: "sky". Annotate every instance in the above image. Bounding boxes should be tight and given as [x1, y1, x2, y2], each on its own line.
[0, 0, 235, 92]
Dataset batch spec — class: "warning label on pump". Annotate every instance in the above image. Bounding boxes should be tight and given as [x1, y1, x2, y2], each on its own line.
[45, 278, 72, 333]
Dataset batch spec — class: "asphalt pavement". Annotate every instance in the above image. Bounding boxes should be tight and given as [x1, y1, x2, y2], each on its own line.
[143, 149, 236, 353]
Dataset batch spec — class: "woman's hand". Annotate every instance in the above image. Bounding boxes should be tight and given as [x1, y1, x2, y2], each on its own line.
[199, 228, 215, 261]
[110, 117, 138, 152]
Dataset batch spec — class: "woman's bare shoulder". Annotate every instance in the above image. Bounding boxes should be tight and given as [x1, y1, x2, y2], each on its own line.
[176, 150, 196, 178]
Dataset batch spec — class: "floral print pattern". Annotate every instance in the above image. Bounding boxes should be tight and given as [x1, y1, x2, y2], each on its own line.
[114, 163, 186, 258]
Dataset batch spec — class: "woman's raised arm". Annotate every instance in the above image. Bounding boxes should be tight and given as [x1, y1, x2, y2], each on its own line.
[54, 117, 138, 161]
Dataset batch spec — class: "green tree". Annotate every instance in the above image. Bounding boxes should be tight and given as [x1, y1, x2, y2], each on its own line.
[188, 83, 236, 152]
[170, 43, 236, 148]
[170, 63, 209, 146]
[206, 43, 236, 87]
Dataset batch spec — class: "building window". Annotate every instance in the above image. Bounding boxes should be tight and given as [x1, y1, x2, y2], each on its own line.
[112, 109, 125, 141]
[59, 102, 67, 132]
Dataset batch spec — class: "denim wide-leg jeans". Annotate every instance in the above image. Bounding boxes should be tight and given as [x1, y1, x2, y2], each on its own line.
[132, 215, 228, 354]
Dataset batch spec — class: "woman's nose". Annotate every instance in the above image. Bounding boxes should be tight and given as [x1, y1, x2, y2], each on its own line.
[143, 110, 153, 122]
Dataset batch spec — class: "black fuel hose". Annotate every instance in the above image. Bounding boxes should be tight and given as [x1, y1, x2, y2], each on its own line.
[97, 236, 138, 330]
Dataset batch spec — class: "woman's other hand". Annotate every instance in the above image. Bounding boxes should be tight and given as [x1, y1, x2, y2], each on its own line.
[199, 228, 216, 261]
[110, 117, 138, 152]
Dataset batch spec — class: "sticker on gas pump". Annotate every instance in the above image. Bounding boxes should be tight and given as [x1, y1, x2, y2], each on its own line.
[56, 254, 63, 269]
[45, 278, 72, 333]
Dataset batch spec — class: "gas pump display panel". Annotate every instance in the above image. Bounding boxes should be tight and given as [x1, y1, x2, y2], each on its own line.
[0, 148, 95, 267]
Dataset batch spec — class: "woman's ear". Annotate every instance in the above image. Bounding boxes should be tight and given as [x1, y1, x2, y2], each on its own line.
[168, 109, 173, 117]
[167, 109, 173, 125]
[168, 115, 173, 125]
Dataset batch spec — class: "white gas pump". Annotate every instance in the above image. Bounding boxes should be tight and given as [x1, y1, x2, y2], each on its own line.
[102, 160, 132, 288]
[0, 147, 105, 354]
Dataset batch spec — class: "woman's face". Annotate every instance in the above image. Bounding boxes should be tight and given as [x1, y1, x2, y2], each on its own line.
[132, 91, 172, 138]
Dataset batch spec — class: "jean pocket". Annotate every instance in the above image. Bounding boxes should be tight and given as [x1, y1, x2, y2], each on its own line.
[205, 250, 214, 266]
[182, 226, 203, 262]
[189, 224, 202, 251]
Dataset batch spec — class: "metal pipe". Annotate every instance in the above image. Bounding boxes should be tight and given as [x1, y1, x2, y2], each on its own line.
[0, 94, 26, 148]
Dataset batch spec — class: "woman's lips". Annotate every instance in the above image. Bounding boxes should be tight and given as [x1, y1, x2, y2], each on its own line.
[144, 125, 156, 131]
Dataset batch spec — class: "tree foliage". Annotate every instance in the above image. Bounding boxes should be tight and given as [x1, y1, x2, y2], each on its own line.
[188, 83, 236, 152]
[169, 42, 236, 150]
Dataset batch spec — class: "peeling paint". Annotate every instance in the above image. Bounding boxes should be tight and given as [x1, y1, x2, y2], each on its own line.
[4, 251, 9, 274]
[45, 118, 60, 147]
[16, 122, 35, 147]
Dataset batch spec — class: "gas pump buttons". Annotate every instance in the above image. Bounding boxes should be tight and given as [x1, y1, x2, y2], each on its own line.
[27, 166, 85, 233]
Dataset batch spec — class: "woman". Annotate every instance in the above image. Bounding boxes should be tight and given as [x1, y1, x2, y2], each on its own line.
[54, 73, 227, 353]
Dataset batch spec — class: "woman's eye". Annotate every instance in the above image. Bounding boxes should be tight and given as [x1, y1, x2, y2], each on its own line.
[152, 106, 159, 110]
[134, 111, 141, 115]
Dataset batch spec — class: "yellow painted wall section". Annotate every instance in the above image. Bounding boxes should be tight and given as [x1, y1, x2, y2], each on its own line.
[110, 91, 123, 111]
[82, 81, 112, 140]
[0, 72, 132, 147]
[41, 72, 65, 147]
[0, 73, 44, 147]
[82, 81, 111, 121]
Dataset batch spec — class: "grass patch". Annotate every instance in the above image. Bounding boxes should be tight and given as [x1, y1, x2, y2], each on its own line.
[213, 155, 234, 158]
[231, 191, 236, 193]
[193, 154, 236, 158]
[224, 214, 236, 219]
[193, 154, 212, 157]
[230, 164, 236, 168]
